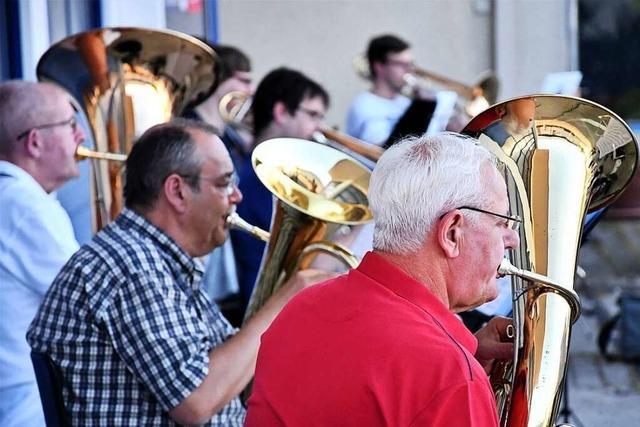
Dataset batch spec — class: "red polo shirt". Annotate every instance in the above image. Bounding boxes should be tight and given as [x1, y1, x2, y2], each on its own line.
[245, 252, 499, 427]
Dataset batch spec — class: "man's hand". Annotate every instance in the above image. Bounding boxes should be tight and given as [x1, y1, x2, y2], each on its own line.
[474, 316, 514, 374]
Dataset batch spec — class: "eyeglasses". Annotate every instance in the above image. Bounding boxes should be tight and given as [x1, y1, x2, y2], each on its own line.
[297, 107, 325, 122]
[16, 116, 78, 141]
[457, 206, 522, 231]
[184, 171, 240, 196]
[385, 59, 414, 70]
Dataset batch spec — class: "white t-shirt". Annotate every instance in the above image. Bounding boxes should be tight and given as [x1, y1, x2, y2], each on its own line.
[345, 91, 411, 146]
[0, 161, 79, 426]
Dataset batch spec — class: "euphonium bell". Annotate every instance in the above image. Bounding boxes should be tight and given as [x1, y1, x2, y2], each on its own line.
[37, 27, 217, 231]
[463, 94, 639, 426]
[229, 138, 373, 322]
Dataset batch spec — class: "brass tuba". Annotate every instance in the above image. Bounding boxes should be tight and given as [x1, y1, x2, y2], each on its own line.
[227, 138, 373, 321]
[463, 95, 639, 426]
[37, 27, 217, 231]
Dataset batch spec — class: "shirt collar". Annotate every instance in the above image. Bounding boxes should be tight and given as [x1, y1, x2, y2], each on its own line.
[356, 251, 477, 353]
[0, 161, 48, 195]
[115, 208, 203, 282]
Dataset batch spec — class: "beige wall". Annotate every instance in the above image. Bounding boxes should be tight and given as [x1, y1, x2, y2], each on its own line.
[218, 0, 575, 129]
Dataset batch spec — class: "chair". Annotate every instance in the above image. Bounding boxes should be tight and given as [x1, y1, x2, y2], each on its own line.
[30, 351, 68, 427]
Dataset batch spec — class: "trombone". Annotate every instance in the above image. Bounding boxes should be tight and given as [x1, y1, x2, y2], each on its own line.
[353, 53, 499, 118]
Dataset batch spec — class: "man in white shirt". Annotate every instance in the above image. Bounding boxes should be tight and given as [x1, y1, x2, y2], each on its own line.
[346, 34, 413, 146]
[0, 81, 84, 427]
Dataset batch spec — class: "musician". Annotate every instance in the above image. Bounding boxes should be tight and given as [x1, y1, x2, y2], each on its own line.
[182, 43, 254, 325]
[183, 43, 254, 171]
[27, 120, 330, 425]
[345, 34, 413, 146]
[245, 132, 518, 426]
[0, 81, 84, 427]
[231, 67, 329, 311]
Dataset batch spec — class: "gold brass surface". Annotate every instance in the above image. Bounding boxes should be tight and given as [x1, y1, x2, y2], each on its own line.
[37, 27, 217, 231]
[76, 146, 127, 162]
[463, 94, 638, 427]
[240, 138, 372, 321]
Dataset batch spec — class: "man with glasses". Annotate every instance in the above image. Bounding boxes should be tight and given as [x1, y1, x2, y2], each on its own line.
[231, 67, 329, 314]
[27, 119, 330, 425]
[246, 132, 518, 426]
[346, 34, 415, 146]
[0, 81, 84, 427]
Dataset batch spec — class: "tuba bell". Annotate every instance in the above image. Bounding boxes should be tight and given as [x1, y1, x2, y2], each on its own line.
[463, 95, 639, 426]
[227, 138, 373, 321]
[37, 27, 218, 231]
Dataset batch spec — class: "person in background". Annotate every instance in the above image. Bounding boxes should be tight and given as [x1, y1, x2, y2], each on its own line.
[346, 34, 414, 146]
[0, 81, 84, 427]
[182, 43, 255, 325]
[231, 67, 329, 311]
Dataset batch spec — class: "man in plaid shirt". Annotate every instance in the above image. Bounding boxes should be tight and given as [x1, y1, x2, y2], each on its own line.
[27, 119, 327, 425]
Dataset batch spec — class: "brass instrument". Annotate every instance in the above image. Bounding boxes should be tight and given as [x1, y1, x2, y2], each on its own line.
[37, 27, 217, 231]
[227, 138, 372, 321]
[218, 91, 382, 164]
[76, 146, 127, 162]
[463, 95, 638, 426]
[353, 53, 499, 118]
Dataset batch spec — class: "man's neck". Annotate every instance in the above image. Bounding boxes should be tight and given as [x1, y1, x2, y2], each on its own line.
[253, 126, 285, 146]
[374, 248, 450, 307]
[371, 80, 400, 100]
[195, 95, 224, 132]
[6, 156, 55, 193]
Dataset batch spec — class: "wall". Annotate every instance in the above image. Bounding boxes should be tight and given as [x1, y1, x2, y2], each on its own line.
[218, 0, 576, 129]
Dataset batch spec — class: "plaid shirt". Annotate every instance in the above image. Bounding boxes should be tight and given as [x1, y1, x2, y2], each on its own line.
[27, 208, 245, 426]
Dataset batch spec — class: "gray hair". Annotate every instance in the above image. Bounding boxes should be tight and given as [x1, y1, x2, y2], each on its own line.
[0, 80, 65, 157]
[369, 132, 497, 255]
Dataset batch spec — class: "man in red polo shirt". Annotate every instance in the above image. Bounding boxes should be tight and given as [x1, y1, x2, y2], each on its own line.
[245, 132, 519, 426]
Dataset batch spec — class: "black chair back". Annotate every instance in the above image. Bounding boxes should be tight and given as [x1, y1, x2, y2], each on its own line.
[30, 351, 68, 427]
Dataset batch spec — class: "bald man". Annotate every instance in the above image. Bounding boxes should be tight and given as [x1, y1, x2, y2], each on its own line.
[0, 81, 84, 427]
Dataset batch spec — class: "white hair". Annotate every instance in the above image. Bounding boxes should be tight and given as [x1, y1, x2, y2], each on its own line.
[369, 132, 497, 255]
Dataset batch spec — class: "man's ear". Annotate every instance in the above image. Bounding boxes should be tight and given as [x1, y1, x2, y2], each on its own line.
[371, 61, 385, 78]
[272, 101, 289, 125]
[23, 130, 44, 158]
[163, 174, 190, 214]
[437, 210, 464, 258]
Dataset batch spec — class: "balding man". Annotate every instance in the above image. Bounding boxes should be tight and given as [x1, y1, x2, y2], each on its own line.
[27, 120, 331, 425]
[0, 81, 84, 427]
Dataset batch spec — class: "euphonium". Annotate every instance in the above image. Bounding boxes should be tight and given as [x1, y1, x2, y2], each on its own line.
[227, 138, 373, 322]
[463, 95, 639, 426]
[37, 27, 217, 231]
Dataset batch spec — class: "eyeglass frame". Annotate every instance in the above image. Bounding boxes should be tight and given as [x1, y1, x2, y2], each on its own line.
[180, 171, 240, 196]
[456, 205, 522, 230]
[15, 116, 78, 141]
[296, 107, 325, 122]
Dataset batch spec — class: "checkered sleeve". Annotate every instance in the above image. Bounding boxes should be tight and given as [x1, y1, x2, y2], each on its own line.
[103, 271, 213, 411]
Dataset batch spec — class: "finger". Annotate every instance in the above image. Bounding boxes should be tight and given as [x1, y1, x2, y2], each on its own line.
[484, 342, 513, 360]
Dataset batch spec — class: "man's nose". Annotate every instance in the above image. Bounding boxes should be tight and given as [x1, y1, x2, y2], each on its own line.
[230, 186, 243, 205]
[505, 227, 520, 250]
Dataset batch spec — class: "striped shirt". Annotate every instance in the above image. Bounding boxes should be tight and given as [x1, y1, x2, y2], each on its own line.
[27, 208, 245, 426]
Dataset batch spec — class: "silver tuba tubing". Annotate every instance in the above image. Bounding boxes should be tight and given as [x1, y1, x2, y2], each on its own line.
[464, 94, 639, 427]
